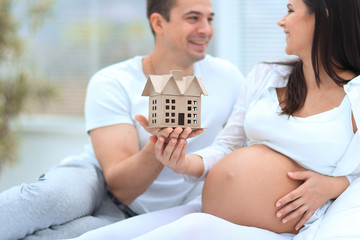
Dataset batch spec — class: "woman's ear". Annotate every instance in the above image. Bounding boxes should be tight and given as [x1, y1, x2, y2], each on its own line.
[150, 13, 165, 35]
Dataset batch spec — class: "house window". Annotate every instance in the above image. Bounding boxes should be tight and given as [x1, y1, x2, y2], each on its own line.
[193, 120, 197, 124]
[193, 107, 198, 111]
[193, 101, 198, 105]
[172, 99, 175, 104]
[171, 113, 176, 117]
[171, 106, 175, 110]
[193, 114, 197, 118]
[188, 120, 191, 124]
[188, 113, 191, 118]
[188, 106, 192, 111]
[171, 119, 175, 123]
[166, 106, 170, 110]
[166, 113, 170, 117]
[188, 100, 192, 105]
[165, 119, 170, 123]
[166, 99, 170, 103]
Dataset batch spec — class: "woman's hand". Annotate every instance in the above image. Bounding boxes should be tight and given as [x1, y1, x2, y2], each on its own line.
[275, 171, 349, 231]
[154, 134, 190, 174]
[135, 114, 205, 175]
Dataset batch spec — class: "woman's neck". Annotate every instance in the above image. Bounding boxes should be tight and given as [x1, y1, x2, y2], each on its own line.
[302, 57, 357, 89]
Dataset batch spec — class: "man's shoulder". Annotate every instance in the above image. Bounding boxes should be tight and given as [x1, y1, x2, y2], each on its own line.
[88, 56, 143, 85]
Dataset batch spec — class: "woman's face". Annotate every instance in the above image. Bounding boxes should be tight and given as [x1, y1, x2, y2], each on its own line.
[277, 0, 315, 60]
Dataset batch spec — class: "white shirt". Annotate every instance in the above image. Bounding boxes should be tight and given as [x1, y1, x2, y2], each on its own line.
[191, 63, 360, 183]
[82, 55, 244, 213]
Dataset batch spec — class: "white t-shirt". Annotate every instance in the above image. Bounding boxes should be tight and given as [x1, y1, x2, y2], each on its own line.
[82, 55, 244, 214]
[194, 63, 360, 183]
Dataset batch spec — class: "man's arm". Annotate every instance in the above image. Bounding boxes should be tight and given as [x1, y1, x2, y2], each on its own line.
[90, 124, 163, 205]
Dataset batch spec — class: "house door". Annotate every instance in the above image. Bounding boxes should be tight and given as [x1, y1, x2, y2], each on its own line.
[178, 113, 184, 126]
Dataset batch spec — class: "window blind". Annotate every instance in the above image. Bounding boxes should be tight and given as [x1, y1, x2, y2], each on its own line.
[213, 0, 293, 75]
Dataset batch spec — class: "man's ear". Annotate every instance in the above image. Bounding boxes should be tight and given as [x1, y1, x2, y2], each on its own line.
[150, 13, 166, 34]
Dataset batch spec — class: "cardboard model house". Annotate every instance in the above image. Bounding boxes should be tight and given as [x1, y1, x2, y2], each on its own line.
[142, 70, 208, 129]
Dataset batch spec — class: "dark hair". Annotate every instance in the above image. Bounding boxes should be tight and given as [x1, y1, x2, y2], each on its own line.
[146, 0, 178, 35]
[281, 0, 360, 115]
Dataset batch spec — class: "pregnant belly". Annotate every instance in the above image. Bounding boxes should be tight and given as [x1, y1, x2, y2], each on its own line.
[202, 144, 305, 233]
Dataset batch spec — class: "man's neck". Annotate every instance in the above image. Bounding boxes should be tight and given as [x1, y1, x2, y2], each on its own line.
[142, 52, 195, 77]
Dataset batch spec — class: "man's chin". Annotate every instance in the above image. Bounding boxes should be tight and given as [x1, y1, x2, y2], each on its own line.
[191, 52, 207, 62]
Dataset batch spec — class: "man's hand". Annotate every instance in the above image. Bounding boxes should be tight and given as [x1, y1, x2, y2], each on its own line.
[135, 114, 204, 142]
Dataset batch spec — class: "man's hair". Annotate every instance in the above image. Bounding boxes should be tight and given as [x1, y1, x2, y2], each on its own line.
[146, 0, 178, 35]
[280, 0, 360, 115]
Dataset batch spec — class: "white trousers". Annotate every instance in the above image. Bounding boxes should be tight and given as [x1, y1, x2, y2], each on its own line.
[71, 201, 293, 240]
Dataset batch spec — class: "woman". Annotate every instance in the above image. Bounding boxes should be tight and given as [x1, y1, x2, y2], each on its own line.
[70, 0, 360, 239]
[134, 0, 360, 237]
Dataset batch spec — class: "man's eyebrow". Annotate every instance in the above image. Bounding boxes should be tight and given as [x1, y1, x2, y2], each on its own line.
[183, 11, 215, 17]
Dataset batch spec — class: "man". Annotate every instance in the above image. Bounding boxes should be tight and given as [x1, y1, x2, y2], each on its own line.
[0, 0, 244, 239]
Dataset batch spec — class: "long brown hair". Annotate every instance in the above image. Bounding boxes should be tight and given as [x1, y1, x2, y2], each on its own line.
[281, 0, 360, 115]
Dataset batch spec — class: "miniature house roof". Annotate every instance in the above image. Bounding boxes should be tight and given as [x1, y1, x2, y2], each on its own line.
[141, 70, 208, 97]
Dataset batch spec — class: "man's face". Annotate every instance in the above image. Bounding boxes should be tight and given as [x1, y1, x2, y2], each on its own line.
[162, 0, 214, 63]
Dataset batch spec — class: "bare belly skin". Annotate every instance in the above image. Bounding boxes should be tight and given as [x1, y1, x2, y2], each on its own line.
[202, 145, 305, 233]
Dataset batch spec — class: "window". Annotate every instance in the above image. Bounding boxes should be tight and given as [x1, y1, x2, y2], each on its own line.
[22, 0, 153, 116]
[22, 0, 290, 116]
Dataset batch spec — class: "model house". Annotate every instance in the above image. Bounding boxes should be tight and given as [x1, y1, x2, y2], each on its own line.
[142, 70, 208, 129]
